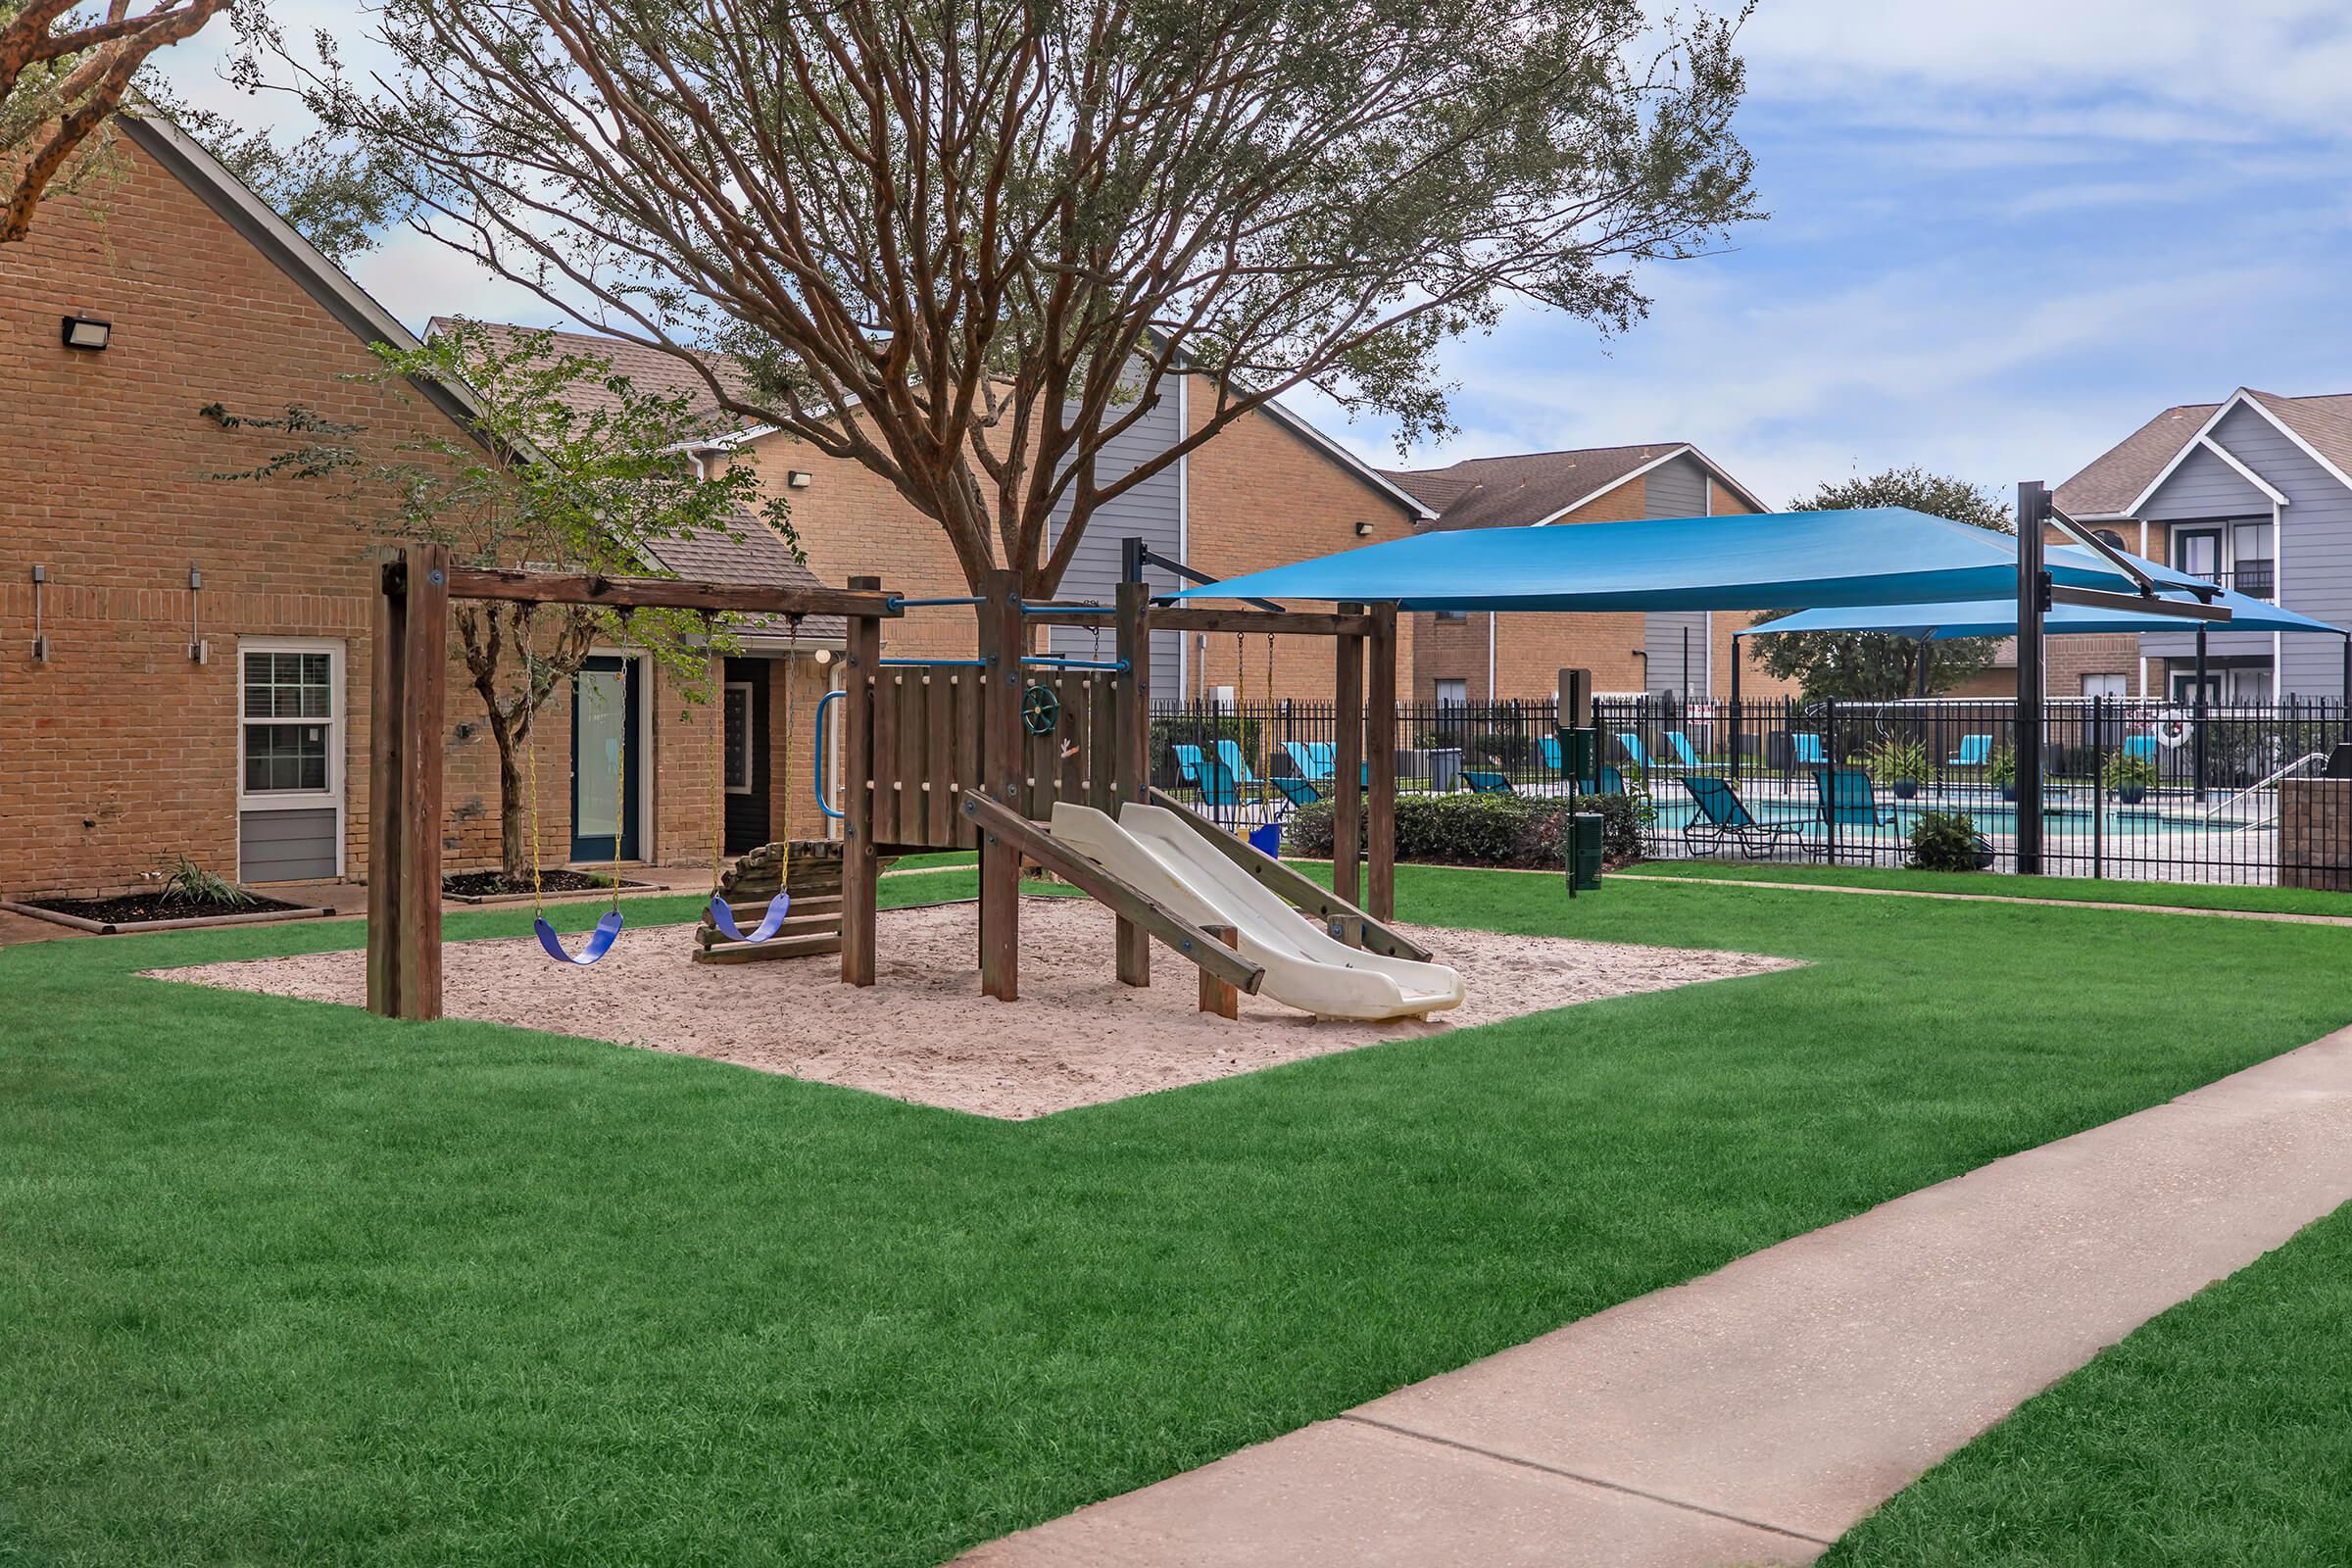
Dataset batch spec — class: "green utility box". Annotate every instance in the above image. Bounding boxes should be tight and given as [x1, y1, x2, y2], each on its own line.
[1559, 726, 1599, 790]
[1567, 811, 1605, 893]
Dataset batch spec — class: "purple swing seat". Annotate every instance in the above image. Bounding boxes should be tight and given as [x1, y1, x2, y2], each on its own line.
[708, 890, 792, 944]
[535, 907, 625, 965]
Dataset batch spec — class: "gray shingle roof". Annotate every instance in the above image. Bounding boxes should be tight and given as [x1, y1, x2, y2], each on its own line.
[425, 317, 760, 430]
[1384, 444, 1687, 530]
[2055, 390, 2352, 515]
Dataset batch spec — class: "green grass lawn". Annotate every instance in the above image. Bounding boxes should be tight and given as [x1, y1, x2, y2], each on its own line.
[7, 866, 2352, 1566]
[1824, 1202, 2352, 1566]
[1620, 858, 2352, 918]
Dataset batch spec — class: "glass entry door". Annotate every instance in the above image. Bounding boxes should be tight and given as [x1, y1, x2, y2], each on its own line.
[570, 656, 641, 862]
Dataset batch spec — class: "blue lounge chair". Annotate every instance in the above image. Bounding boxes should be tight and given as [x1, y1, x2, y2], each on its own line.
[1680, 775, 1811, 858]
[1270, 774, 1322, 808]
[1283, 740, 1330, 781]
[1816, 766, 1898, 828]
[1173, 743, 1205, 786]
[1791, 732, 1828, 767]
[1215, 738, 1257, 788]
[1617, 732, 1654, 769]
[1539, 734, 1565, 773]
[1462, 768, 1515, 795]
[1594, 763, 1627, 797]
[1665, 730, 1703, 768]
[1946, 734, 1991, 767]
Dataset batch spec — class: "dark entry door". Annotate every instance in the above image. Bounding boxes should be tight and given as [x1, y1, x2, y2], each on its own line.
[722, 658, 772, 855]
[571, 656, 641, 862]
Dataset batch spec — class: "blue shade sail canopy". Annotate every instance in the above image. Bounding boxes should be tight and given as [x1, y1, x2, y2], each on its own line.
[1738, 550, 2340, 641]
[1169, 509, 2214, 613]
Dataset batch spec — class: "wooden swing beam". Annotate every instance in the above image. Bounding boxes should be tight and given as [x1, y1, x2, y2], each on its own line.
[365, 542, 901, 1021]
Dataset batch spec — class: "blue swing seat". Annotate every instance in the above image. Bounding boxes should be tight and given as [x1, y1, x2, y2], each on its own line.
[535, 907, 625, 965]
[708, 890, 792, 944]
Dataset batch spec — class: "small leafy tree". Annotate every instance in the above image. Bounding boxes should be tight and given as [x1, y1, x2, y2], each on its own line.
[204, 322, 795, 880]
[1, 0, 232, 243]
[1749, 467, 2013, 701]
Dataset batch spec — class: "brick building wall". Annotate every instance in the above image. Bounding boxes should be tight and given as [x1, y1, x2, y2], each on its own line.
[0, 134, 726, 897]
[723, 381, 1429, 706]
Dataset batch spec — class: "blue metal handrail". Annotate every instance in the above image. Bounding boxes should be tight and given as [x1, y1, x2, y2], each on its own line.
[812, 688, 845, 819]
[885, 595, 985, 611]
[1022, 655, 1128, 671]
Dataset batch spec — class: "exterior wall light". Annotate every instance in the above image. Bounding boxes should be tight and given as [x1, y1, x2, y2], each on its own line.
[1354, 519, 1375, 537]
[787, 469, 813, 488]
[61, 316, 112, 350]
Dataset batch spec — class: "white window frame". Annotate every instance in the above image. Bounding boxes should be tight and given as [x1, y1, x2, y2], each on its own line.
[2080, 673, 2127, 699]
[1434, 678, 1469, 709]
[236, 636, 347, 879]
[722, 680, 756, 795]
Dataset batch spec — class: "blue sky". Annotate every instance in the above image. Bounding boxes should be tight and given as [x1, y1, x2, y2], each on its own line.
[157, 1, 2352, 506]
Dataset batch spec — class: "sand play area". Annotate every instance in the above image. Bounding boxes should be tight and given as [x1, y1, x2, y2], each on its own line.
[154, 898, 1798, 1119]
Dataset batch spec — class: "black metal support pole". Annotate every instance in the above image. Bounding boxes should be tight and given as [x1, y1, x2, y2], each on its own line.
[2193, 626, 2209, 804]
[1729, 644, 1742, 786]
[2340, 635, 2349, 746]
[2015, 481, 2050, 875]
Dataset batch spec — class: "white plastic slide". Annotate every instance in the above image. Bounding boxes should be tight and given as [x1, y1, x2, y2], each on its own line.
[1048, 802, 1465, 1022]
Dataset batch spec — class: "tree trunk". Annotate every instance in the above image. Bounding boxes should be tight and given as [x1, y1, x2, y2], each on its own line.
[496, 721, 532, 883]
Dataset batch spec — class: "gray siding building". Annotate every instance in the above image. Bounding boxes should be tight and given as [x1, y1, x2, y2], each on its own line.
[2054, 388, 2352, 700]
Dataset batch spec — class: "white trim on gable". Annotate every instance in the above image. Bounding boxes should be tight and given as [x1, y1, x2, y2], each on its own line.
[2125, 389, 2349, 514]
[2194, 436, 2289, 508]
[1527, 444, 1768, 527]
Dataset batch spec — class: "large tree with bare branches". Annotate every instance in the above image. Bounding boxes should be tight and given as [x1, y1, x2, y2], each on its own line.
[1, 0, 232, 241]
[281, 0, 1755, 593]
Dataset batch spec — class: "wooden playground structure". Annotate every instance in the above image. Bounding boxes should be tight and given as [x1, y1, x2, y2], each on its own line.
[364, 546, 1413, 1022]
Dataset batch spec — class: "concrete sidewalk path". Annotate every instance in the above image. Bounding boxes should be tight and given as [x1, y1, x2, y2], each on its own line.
[958, 1025, 2352, 1567]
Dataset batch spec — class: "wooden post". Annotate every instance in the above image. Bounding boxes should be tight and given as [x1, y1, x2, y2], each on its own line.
[1198, 923, 1240, 1018]
[1366, 601, 1398, 921]
[977, 568, 1025, 1001]
[365, 542, 448, 1021]
[1334, 602, 1364, 911]
[1112, 579, 1151, 987]
[840, 575, 882, 986]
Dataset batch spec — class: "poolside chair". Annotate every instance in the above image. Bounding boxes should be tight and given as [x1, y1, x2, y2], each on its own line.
[1815, 766, 1899, 828]
[1190, 754, 1249, 823]
[1214, 738, 1258, 788]
[1270, 774, 1323, 809]
[1617, 732, 1655, 769]
[1172, 743, 1205, 787]
[1945, 734, 1992, 767]
[1680, 775, 1812, 858]
[1462, 768, 1516, 796]
[1790, 732, 1828, 767]
[1540, 734, 1563, 771]
[1283, 740, 1330, 782]
[1594, 763, 1627, 797]
[1664, 730, 1704, 769]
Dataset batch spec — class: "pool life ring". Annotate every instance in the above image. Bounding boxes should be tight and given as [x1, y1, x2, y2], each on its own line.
[2153, 709, 2194, 749]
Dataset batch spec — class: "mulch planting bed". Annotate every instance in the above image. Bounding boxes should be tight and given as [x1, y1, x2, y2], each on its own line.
[441, 869, 624, 900]
[22, 892, 311, 925]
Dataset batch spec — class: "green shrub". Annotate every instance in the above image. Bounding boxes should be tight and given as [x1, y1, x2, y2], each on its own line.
[155, 856, 259, 910]
[1907, 810, 1987, 873]
[1285, 790, 1645, 870]
[1467, 729, 1541, 769]
[1865, 736, 1928, 784]
[1986, 745, 2017, 789]
[2102, 750, 2158, 794]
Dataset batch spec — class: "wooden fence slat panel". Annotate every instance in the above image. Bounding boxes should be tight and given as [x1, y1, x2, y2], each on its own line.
[926, 670, 955, 846]
[956, 669, 982, 848]
[872, 670, 901, 846]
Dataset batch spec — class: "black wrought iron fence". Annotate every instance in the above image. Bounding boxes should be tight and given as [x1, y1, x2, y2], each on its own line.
[1149, 693, 2352, 891]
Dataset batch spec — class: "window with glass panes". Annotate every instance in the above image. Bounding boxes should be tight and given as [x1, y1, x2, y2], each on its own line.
[242, 650, 334, 793]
